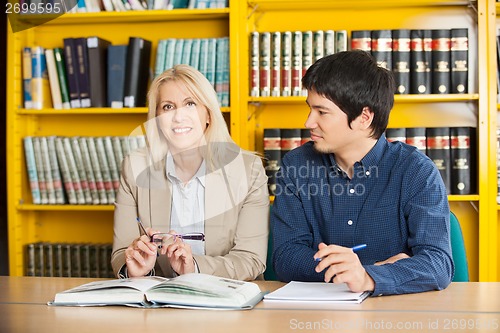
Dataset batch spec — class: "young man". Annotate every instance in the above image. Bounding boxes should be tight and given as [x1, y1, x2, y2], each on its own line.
[271, 50, 454, 296]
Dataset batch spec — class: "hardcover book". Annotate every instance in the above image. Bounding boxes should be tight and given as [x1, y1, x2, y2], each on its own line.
[392, 29, 411, 94]
[271, 31, 281, 97]
[63, 38, 82, 108]
[410, 30, 432, 94]
[123, 37, 152, 108]
[450, 28, 468, 94]
[426, 127, 451, 193]
[74, 37, 92, 107]
[87, 36, 111, 108]
[450, 127, 476, 194]
[386, 128, 406, 143]
[280, 31, 292, 97]
[107, 44, 127, 108]
[259, 32, 271, 97]
[371, 30, 392, 71]
[431, 29, 451, 94]
[406, 127, 427, 155]
[49, 273, 264, 310]
[350, 30, 371, 52]
[291, 31, 302, 97]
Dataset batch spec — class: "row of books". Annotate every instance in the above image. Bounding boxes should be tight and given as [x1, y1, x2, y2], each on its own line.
[154, 37, 229, 107]
[25, 242, 114, 278]
[24, 135, 147, 205]
[250, 28, 469, 97]
[20, 0, 227, 13]
[23, 35, 229, 110]
[263, 127, 476, 196]
[351, 28, 469, 95]
[250, 30, 348, 98]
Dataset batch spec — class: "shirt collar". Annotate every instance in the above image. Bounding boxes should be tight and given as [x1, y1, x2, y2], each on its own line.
[165, 154, 206, 187]
[327, 134, 387, 172]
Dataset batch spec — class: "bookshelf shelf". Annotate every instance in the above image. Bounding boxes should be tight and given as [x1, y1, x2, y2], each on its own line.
[17, 204, 114, 211]
[16, 107, 230, 115]
[14, 8, 230, 26]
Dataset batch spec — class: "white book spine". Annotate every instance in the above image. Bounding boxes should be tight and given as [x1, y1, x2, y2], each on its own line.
[86, 137, 108, 205]
[55, 137, 77, 205]
[77, 137, 100, 205]
[249, 32, 260, 97]
[45, 49, 63, 110]
[112, 136, 125, 174]
[259, 32, 271, 97]
[324, 30, 335, 56]
[206, 38, 217, 87]
[32, 137, 49, 204]
[302, 31, 313, 96]
[46, 136, 65, 204]
[103, 136, 120, 194]
[281, 31, 292, 97]
[291, 31, 302, 97]
[70, 136, 93, 204]
[62, 137, 86, 204]
[270, 31, 281, 97]
[313, 30, 324, 63]
[23, 137, 41, 204]
[40, 136, 57, 204]
[94, 137, 116, 203]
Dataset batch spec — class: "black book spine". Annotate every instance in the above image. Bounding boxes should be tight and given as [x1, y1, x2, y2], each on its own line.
[426, 127, 451, 193]
[351, 30, 371, 52]
[410, 30, 428, 94]
[87, 37, 111, 108]
[392, 29, 411, 94]
[63, 38, 81, 108]
[263, 128, 281, 196]
[450, 127, 475, 194]
[431, 29, 451, 94]
[450, 28, 468, 94]
[371, 30, 392, 71]
[124, 37, 152, 108]
[385, 128, 406, 143]
[280, 128, 301, 157]
[300, 128, 311, 146]
[74, 37, 91, 107]
[406, 127, 427, 155]
[107, 45, 128, 108]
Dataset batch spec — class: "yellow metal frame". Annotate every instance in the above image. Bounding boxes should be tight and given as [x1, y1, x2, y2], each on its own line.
[5, 0, 499, 280]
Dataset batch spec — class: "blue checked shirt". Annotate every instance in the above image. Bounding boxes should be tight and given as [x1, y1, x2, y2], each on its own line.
[271, 135, 454, 296]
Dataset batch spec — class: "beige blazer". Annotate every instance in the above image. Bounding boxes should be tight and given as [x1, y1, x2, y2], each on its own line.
[111, 147, 270, 281]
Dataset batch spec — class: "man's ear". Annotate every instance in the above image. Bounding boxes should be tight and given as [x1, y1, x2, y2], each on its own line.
[358, 106, 374, 130]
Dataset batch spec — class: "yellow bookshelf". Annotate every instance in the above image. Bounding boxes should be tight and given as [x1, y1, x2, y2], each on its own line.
[6, 7, 237, 276]
[238, 0, 496, 282]
[6, 0, 499, 281]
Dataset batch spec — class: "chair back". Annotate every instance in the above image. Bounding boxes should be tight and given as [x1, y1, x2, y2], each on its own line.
[449, 211, 469, 282]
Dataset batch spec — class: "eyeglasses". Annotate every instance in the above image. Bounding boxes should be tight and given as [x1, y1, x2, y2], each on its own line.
[150, 232, 205, 248]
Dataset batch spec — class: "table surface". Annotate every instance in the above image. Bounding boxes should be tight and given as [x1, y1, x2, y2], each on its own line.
[1, 277, 499, 333]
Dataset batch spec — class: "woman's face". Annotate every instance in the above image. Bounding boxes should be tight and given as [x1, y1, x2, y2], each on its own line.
[156, 80, 210, 153]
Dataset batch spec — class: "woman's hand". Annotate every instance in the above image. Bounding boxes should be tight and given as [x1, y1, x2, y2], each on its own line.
[165, 231, 196, 275]
[124, 228, 158, 277]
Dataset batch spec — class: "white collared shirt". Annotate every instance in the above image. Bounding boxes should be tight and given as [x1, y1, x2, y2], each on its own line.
[166, 154, 206, 255]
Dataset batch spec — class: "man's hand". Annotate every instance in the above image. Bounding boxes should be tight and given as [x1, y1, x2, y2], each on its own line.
[314, 243, 375, 293]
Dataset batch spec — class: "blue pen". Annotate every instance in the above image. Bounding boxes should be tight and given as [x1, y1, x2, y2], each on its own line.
[314, 244, 367, 262]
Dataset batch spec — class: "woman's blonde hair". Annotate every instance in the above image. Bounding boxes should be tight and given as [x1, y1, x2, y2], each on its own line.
[145, 64, 240, 171]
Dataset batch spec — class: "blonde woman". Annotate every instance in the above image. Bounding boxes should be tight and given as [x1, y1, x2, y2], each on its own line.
[112, 65, 269, 281]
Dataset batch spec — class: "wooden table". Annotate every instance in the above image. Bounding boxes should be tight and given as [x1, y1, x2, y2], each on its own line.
[0, 277, 499, 333]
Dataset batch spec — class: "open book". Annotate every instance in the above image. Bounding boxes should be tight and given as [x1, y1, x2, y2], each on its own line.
[49, 273, 264, 310]
[263, 281, 370, 304]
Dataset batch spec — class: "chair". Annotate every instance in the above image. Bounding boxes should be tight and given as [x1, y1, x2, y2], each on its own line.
[449, 211, 469, 282]
[263, 209, 469, 282]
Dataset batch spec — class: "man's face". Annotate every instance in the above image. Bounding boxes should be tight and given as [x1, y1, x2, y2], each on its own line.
[304, 90, 356, 155]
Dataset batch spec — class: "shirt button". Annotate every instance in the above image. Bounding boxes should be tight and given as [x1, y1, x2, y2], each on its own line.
[347, 220, 353, 225]
[349, 188, 355, 194]
[366, 171, 370, 176]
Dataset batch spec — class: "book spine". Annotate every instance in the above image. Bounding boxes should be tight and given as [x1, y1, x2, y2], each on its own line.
[103, 136, 121, 194]
[312, 30, 324, 63]
[94, 137, 116, 203]
[450, 127, 475, 194]
[22, 47, 33, 109]
[450, 28, 468, 94]
[32, 137, 49, 204]
[426, 127, 451, 193]
[290, 31, 301, 97]
[324, 30, 335, 56]
[120, 136, 131, 157]
[392, 29, 411, 95]
[23, 137, 41, 204]
[74, 37, 92, 107]
[35, 242, 44, 277]
[44, 49, 63, 110]
[53, 48, 71, 109]
[112, 136, 125, 173]
[371, 30, 392, 71]
[87, 37, 111, 108]
[46, 136, 65, 204]
[206, 38, 217, 88]
[39, 136, 57, 204]
[124, 37, 151, 108]
[280, 31, 292, 97]
[154, 39, 167, 77]
[423, 30, 433, 93]
[405, 127, 427, 155]
[301, 31, 313, 96]
[53, 244, 63, 277]
[249, 32, 260, 97]
[263, 128, 281, 196]
[85, 137, 108, 204]
[385, 128, 406, 143]
[280, 129, 301, 157]
[270, 32, 281, 97]
[43, 243, 55, 277]
[77, 137, 100, 205]
[189, 38, 201, 71]
[214, 38, 225, 105]
[70, 136, 93, 204]
[198, 38, 208, 78]
[335, 30, 347, 53]
[221, 37, 230, 107]
[410, 30, 430, 94]
[107, 44, 127, 108]
[181, 38, 193, 68]
[63, 38, 82, 108]
[164, 38, 177, 72]
[25, 243, 36, 276]
[55, 137, 78, 205]
[259, 32, 271, 97]
[172, 37, 184, 66]
[62, 137, 86, 204]
[351, 30, 371, 52]
[31, 46, 52, 110]
[301, 128, 311, 146]
[431, 29, 451, 94]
